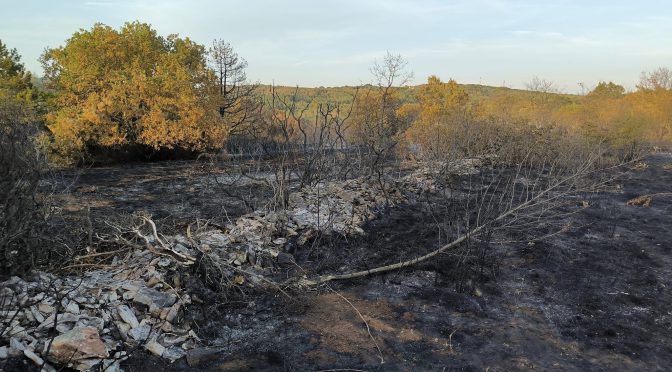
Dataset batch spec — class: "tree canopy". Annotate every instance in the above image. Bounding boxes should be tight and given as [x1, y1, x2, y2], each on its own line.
[0, 39, 37, 103]
[587, 81, 625, 98]
[41, 22, 225, 159]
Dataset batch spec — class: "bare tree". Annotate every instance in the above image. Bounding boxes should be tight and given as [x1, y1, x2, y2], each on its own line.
[352, 52, 413, 200]
[209, 40, 261, 135]
[0, 100, 48, 275]
[370, 52, 413, 144]
[525, 76, 557, 94]
[301, 127, 626, 286]
[524, 76, 559, 118]
[637, 67, 672, 91]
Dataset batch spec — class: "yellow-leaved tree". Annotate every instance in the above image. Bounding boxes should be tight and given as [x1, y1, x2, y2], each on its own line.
[41, 22, 223, 161]
[349, 52, 412, 174]
[404, 76, 470, 160]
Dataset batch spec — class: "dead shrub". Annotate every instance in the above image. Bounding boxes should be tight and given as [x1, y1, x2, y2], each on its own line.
[0, 100, 48, 275]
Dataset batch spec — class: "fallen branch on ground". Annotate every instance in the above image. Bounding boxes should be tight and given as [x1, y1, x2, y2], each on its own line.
[299, 152, 633, 287]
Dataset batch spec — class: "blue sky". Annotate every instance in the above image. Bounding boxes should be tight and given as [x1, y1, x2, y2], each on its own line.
[1, 0, 671, 92]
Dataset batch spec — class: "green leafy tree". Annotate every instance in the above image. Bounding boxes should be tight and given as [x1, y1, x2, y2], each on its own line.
[0, 39, 38, 103]
[587, 81, 625, 98]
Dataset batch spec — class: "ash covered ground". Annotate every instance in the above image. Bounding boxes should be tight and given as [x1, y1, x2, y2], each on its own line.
[3, 154, 672, 371]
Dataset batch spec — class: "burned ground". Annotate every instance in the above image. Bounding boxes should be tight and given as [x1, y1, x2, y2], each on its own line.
[4, 154, 672, 371]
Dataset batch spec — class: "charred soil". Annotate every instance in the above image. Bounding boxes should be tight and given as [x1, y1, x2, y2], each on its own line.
[7, 154, 671, 371]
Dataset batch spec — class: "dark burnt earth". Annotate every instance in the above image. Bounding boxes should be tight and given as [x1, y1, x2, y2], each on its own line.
[117, 153, 672, 371]
[5, 154, 671, 371]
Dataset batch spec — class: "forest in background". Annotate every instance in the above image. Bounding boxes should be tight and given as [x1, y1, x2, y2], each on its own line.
[1, 21, 671, 167]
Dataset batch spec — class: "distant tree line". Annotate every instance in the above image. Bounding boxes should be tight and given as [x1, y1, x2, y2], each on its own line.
[1, 21, 671, 165]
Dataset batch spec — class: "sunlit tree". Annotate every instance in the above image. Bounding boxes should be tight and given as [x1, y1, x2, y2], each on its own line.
[0, 39, 38, 103]
[41, 22, 223, 160]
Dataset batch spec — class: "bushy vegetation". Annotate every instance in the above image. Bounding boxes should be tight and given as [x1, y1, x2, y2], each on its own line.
[0, 101, 48, 276]
[40, 22, 226, 162]
[1, 21, 670, 166]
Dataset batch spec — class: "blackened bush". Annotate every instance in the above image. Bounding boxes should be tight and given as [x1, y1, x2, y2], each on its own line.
[0, 100, 47, 275]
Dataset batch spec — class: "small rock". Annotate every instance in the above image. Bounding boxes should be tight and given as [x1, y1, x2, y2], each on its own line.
[181, 339, 197, 350]
[49, 326, 109, 363]
[63, 300, 80, 315]
[128, 324, 151, 341]
[163, 334, 188, 345]
[37, 312, 80, 331]
[133, 287, 177, 309]
[56, 322, 74, 333]
[100, 309, 112, 323]
[157, 257, 172, 267]
[74, 296, 89, 304]
[145, 339, 165, 357]
[24, 308, 35, 323]
[8, 325, 28, 339]
[30, 306, 45, 323]
[121, 281, 142, 293]
[117, 305, 139, 328]
[162, 346, 186, 363]
[24, 349, 56, 372]
[0, 346, 8, 359]
[186, 347, 220, 366]
[38, 303, 55, 314]
[165, 302, 181, 323]
[107, 291, 118, 302]
[146, 275, 162, 287]
[9, 337, 25, 356]
[77, 316, 105, 330]
[103, 359, 122, 372]
[115, 321, 131, 339]
[161, 322, 174, 333]
[74, 358, 103, 371]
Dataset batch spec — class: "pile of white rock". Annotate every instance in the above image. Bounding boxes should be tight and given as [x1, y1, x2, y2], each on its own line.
[0, 248, 197, 371]
[193, 172, 436, 271]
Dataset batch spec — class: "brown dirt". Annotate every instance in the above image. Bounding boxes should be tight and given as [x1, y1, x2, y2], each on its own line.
[300, 292, 395, 364]
[300, 290, 464, 366]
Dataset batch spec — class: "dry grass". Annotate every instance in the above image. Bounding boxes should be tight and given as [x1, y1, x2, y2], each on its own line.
[627, 193, 672, 207]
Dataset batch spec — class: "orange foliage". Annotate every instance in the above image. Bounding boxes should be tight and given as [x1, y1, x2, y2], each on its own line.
[41, 22, 223, 160]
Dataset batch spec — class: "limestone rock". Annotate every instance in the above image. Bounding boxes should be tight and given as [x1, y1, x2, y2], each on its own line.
[117, 304, 139, 328]
[145, 339, 165, 357]
[133, 287, 177, 309]
[9, 337, 25, 356]
[64, 301, 80, 315]
[49, 326, 108, 363]
[162, 346, 186, 363]
[128, 323, 151, 341]
[24, 349, 56, 372]
[73, 358, 103, 371]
